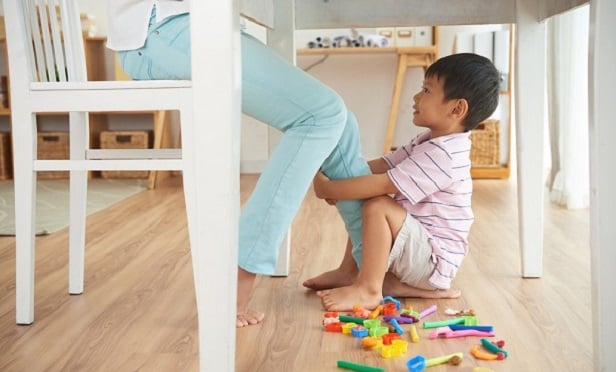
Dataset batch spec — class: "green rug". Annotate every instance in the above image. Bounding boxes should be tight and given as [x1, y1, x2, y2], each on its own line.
[0, 178, 147, 236]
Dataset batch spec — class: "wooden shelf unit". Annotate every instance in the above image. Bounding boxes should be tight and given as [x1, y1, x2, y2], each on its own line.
[0, 33, 172, 188]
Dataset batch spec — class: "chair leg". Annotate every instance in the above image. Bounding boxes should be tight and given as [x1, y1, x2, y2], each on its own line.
[68, 112, 89, 294]
[14, 113, 37, 324]
[179, 106, 240, 370]
[68, 170, 88, 294]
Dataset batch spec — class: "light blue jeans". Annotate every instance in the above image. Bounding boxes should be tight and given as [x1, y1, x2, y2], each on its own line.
[119, 13, 370, 274]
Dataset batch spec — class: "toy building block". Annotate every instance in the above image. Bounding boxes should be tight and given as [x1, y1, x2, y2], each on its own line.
[351, 326, 369, 338]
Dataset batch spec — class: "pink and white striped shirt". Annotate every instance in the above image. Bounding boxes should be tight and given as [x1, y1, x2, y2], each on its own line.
[383, 130, 473, 289]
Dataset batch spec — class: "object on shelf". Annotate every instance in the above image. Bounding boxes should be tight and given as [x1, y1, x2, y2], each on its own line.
[100, 130, 152, 179]
[37, 132, 70, 179]
[0, 132, 12, 180]
[80, 13, 97, 37]
[470, 119, 500, 168]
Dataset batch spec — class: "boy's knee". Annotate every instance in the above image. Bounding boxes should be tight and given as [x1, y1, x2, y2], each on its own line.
[362, 196, 389, 217]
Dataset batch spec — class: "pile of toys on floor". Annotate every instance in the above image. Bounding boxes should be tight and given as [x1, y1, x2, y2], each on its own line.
[323, 296, 508, 372]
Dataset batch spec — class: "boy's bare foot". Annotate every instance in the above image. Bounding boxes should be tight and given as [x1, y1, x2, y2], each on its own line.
[303, 267, 357, 290]
[237, 267, 265, 328]
[382, 273, 462, 299]
[316, 284, 382, 312]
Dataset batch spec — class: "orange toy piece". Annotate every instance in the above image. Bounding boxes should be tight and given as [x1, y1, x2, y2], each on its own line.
[471, 345, 505, 360]
[351, 305, 372, 318]
[383, 303, 398, 316]
[382, 333, 402, 345]
[362, 336, 384, 350]
[325, 322, 343, 332]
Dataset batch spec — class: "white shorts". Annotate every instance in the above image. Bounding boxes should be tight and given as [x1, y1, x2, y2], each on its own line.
[387, 213, 437, 290]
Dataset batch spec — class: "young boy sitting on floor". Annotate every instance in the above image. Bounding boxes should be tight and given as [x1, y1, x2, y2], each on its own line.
[305, 53, 500, 311]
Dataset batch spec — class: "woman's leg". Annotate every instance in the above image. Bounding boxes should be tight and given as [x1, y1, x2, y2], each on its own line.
[320, 110, 371, 267]
[239, 33, 349, 274]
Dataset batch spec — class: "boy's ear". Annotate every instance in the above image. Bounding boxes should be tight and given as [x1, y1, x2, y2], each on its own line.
[451, 99, 469, 119]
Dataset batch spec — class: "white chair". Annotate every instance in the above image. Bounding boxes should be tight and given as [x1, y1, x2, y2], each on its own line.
[4, 0, 191, 323]
[4, 2, 242, 369]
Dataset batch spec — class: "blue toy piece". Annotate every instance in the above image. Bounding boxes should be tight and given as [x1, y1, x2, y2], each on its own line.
[389, 318, 405, 335]
[381, 295, 401, 311]
[351, 326, 369, 338]
[406, 355, 426, 372]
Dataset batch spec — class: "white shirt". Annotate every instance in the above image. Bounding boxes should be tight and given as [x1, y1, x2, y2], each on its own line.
[106, 0, 190, 51]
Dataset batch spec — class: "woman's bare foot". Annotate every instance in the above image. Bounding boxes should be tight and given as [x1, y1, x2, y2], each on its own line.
[382, 273, 462, 299]
[303, 267, 357, 290]
[316, 284, 382, 312]
[237, 267, 265, 328]
[236, 309, 265, 328]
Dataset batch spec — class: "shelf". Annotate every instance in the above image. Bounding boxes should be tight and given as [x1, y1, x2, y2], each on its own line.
[297, 45, 437, 56]
[0, 108, 10, 116]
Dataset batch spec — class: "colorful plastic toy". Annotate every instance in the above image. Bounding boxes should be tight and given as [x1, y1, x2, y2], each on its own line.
[409, 325, 419, 343]
[351, 326, 369, 338]
[382, 303, 398, 316]
[418, 304, 437, 319]
[389, 318, 405, 335]
[382, 295, 401, 310]
[361, 336, 383, 349]
[323, 317, 341, 326]
[382, 332, 402, 345]
[383, 315, 414, 324]
[406, 355, 426, 372]
[339, 315, 366, 324]
[381, 340, 408, 358]
[368, 326, 389, 337]
[363, 319, 381, 329]
[471, 345, 505, 360]
[337, 360, 384, 372]
[428, 326, 494, 339]
[325, 322, 343, 332]
[342, 322, 356, 334]
[425, 352, 463, 367]
[480, 337, 509, 358]
[369, 305, 383, 319]
[449, 324, 494, 332]
[423, 315, 477, 329]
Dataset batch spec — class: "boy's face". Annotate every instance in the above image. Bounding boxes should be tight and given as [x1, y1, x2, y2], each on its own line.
[412, 75, 464, 136]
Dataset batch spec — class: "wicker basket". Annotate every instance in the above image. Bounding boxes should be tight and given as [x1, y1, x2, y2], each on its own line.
[37, 132, 69, 179]
[100, 130, 151, 179]
[0, 132, 12, 180]
[470, 119, 500, 168]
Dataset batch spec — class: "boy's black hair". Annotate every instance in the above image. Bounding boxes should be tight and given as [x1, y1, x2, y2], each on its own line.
[425, 53, 500, 131]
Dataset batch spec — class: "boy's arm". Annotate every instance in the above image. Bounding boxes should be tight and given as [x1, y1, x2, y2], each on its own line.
[313, 171, 398, 201]
[368, 158, 391, 174]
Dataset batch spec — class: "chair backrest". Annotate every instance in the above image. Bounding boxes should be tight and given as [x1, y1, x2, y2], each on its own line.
[3, 0, 87, 87]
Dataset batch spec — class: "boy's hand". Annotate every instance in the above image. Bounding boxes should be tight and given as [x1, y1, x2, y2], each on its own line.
[313, 171, 330, 200]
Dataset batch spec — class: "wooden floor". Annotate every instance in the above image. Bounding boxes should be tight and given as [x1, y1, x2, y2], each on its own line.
[0, 175, 592, 372]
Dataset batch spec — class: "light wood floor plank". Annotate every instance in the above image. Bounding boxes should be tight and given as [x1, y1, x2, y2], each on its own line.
[0, 176, 591, 371]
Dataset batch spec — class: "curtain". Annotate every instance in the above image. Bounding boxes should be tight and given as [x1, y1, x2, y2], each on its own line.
[546, 5, 590, 209]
